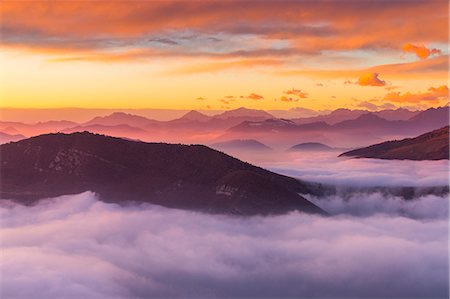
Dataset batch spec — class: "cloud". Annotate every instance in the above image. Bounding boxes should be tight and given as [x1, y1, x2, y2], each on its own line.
[246, 93, 264, 100]
[402, 43, 442, 60]
[279, 96, 299, 102]
[1, 1, 447, 66]
[382, 85, 449, 104]
[357, 73, 386, 87]
[168, 58, 281, 74]
[280, 55, 448, 80]
[0, 191, 448, 298]
[283, 88, 308, 98]
[385, 85, 399, 91]
[268, 152, 449, 187]
[307, 192, 448, 219]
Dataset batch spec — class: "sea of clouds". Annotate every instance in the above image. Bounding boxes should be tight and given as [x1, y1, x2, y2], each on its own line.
[1, 190, 448, 299]
[263, 151, 450, 187]
[1, 152, 449, 298]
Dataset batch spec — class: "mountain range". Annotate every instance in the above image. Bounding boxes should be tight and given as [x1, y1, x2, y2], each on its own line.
[0, 106, 447, 148]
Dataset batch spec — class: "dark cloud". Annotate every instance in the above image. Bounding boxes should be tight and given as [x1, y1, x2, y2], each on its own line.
[1, 1, 447, 62]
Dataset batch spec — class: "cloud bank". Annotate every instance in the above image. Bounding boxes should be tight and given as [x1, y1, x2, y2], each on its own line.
[1, 192, 448, 299]
[266, 152, 449, 187]
[307, 192, 448, 219]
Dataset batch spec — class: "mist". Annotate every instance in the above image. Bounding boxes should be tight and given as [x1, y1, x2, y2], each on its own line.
[307, 192, 448, 219]
[251, 151, 449, 187]
[1, 192, 448, 299]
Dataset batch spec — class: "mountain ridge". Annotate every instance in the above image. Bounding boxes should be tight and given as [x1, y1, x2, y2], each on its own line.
[339, 126, 449, 160]
[0, 132, 324, 216]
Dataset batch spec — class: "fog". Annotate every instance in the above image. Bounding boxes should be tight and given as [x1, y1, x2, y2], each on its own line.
[256, 151, 449, 187]
[1, 192, 448, 299]
[307, 192, 448, 219]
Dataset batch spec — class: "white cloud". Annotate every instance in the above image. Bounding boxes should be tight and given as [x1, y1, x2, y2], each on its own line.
[266, 151, 449, 187]
[0, 192, 448, 298]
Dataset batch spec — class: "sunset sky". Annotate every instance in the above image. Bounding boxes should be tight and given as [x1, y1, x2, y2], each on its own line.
[1, 0, 448, 111]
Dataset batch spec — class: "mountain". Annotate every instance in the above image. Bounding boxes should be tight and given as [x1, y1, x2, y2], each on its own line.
[0, 132, 26, 144]
[339, 126, 449, 160]
[62, 125, 150, 141]
[214, 107, 274, 120]
[407, 106, 449, 132]
[177, 110, 211, 122]
[0, 120, 79, 137]
[373, 108, 419, 121]
[210, 139, 272, 152]
[0, 132, 324, 215]
[83, 112, 158, 127]
[292, 108, 367, 125]
[333, 113, 394, 130]
[292, 108, 419, 125]
[231, 119, 298, 132]
[288, 142, 334, 152]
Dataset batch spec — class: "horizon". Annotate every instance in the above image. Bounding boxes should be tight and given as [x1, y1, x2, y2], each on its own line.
[0, 104, 445, 123]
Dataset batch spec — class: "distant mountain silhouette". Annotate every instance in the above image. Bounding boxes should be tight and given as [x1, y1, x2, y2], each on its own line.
[373, 108, 419, 121]
[407, 106, 449, 132]
[288, 142, 334, 152]
[231, 119, 298, 132]
[224, 107, 449, 148]
[292, 108, 419, 125]
[210, 139, 272, 152]
[0, 132, 26, 144]
[214, 107, 274, 120]
[333, 113, 394, 130]
[0, 120, 78, 137]
[292, 108, 367, 125]
[0, 132, 324, 215]
[2, 107, 446, 149]
[176, 110, 212, 122]
[83, 112, 159, 127]
[339, 126, 449, 160]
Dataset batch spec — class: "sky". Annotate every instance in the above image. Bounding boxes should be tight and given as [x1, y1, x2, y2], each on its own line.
[0, 0, 449, 111]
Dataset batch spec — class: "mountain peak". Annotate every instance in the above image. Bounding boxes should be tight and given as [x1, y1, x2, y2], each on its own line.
[214, 107, 274, 119]
[179, 110, 211, 121]
[84, 112, 156, 127]
[340, 126, 449, 160]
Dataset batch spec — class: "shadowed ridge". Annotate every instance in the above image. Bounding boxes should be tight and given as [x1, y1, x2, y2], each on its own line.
[0, 131, 325, 216]
[339, 126, 449, 160]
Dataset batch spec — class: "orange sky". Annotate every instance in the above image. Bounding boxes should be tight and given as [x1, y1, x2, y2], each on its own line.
[0, 0, 448, 112]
